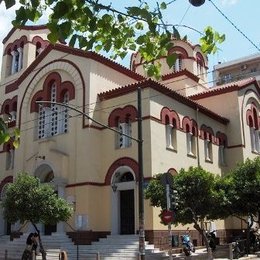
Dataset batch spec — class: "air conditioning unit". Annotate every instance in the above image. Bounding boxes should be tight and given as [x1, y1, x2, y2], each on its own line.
[241, 64, 247, 71]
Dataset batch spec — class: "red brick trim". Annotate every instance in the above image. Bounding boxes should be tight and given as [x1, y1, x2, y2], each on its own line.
[4, 35, 28, 55]
[246, 102, 259, 129]
[99, 79, 229, 125]
[161, 68, 200, 83]
[200, 124, 215, 141]
[66, 181, 106, 188]
[160, 107, 180, 129]
[19, 59, 85, 128]
[190, 78, 260, 100]
[30, 72, 75, 112]
[168, 46, 189, 58]
[196, 52, 206, 67]
[182, 116, 198, 136]
[0, 96, 18, 114]
[108, 105, 138, 127]
[104, 157, 139, 185]
[5, 43, 143, 94]
[32, 35, 49, 49]
[216, 131, 228, 147]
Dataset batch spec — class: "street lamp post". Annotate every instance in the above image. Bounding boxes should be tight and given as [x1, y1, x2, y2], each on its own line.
[36, 87, 145, 258]
[137, 87, 145, 260]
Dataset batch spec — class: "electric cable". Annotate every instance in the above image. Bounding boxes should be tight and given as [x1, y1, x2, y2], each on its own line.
[208, 0, 260, 52]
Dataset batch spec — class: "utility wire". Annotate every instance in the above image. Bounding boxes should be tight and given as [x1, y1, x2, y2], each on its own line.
[209, 0, 260, 52]
[7, 66, 259, 135]
[178, 4, 191, 27]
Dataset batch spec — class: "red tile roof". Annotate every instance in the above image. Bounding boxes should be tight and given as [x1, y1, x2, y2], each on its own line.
[99, 78, 229, 125]
[189, 77, 260, 100]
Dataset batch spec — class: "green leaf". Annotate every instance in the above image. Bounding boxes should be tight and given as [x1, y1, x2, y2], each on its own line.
[47, 32, 59, 43]
[31, 0, 40, 8]
[52, 1, 70, 18]
[166, 53, 177, 68]
[13, 139, 20, 149]
[135, 22, 144, 30]
[95, 44, 102, 52]
[4, 0, 16, 9]
[160, 2, 167, 10]
[69, 34, 77, 47]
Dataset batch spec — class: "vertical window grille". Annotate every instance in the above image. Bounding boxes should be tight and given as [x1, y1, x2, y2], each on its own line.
[60, 92, 69, 133]
[50, 84, 58, 136]
[37, 83, 70, 139]
[117, 119, 132, 149]
[173, 57, 182, 72]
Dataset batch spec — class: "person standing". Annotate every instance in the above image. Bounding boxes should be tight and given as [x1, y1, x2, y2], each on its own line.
[22, 232, 39, 260]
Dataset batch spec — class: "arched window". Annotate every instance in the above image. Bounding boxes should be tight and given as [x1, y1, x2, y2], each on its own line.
[204, 133, 213, 162]
[5, 144, 15, 170]
[36, 42, 43, 57]
[173, 55, 182, 72]
[165, 115, 177, 150]
[196, 55, 204, 76]
[117, 115, 132, 149]
[108, 105, 137, 149]
[186, 125, 197, 156]
[10, 42, 24, 74]
[37, 81, 71, 139]
[246, 103, 260, 153]
[161, 107, 180, 151]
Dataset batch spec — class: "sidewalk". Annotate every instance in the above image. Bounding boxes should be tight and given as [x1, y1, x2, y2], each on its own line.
[167, 247, 260, 259]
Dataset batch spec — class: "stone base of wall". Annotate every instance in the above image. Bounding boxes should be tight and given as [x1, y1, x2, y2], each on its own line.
[145, 229, 246, 251]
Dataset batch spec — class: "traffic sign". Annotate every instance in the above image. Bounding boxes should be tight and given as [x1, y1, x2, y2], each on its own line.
[161, 210, 174, 224]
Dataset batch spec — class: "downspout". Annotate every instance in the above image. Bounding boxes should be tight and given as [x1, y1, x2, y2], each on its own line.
[196, 106, 201, 167]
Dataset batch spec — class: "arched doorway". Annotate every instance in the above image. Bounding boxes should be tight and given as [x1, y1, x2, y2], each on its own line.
[34, 164, 56, 235]
[111, 168, 136, 235]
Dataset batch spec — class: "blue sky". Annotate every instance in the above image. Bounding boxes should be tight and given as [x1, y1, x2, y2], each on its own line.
[0, 0, 259, 83]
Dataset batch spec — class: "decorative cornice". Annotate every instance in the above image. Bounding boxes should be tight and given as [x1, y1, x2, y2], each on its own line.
[5, 43, 144, 94]
[161, 69, 200, 83]
[190, 78, 260, 100]
[3, 25, 48, 44]
[99, 78, 229, 125]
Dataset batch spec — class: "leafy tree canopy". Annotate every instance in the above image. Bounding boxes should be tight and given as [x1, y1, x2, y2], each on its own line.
[2, 0, 225, 78]
[216, 157, 260, 224]
[0, 1, 225, 143]
[145, 167, 218, 250]
[2, 173, 72, 225]
[173, 167, 217, 225]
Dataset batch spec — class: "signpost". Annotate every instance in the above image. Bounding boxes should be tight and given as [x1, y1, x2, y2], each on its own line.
[160, 173, 174, 260]
[161, 210, 174, 224]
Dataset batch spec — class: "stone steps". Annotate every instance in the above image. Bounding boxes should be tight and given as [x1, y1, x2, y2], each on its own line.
[0, 233, 166, 260]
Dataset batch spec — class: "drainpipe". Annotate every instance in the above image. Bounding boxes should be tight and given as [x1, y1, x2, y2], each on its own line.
[196, 106, 201, 167]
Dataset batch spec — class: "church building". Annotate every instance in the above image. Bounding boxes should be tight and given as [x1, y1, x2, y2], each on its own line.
[0, 25, 259, 249]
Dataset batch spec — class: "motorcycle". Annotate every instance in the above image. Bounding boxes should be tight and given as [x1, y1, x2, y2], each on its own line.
[249, 230, 260, 252]
[182, 233, 195, 256]
[206, 230, 217, 251]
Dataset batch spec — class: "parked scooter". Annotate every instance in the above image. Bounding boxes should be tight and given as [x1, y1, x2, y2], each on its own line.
[250, 228, 260, 252]
[181, 233, 195, 256]
[206, 230, 217, 251]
